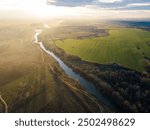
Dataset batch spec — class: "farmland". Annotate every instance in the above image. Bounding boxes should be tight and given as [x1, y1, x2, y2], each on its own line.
[0, 0, 150, 113]
[55, 28, 150, 72]
[0, 20, 107, 113]
[0, 19, 150, 113]
[41, 22, 150, 112]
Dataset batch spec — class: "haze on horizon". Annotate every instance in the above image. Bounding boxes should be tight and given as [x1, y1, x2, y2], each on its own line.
[0, 0, 150, 20]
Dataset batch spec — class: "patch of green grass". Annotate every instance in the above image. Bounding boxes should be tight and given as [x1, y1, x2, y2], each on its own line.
[55, 28, 150, 72]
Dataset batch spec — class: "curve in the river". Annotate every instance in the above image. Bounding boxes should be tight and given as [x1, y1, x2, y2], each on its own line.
[34, 29, 119, 112]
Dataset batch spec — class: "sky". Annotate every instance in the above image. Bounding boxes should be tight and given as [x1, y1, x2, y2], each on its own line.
[0, 0, 150, 20]
[47, 0, 150, 10]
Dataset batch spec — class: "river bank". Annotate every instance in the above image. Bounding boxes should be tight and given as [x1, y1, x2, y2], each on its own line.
[40, 31, 150, 113]
[34, 30, 111, 113]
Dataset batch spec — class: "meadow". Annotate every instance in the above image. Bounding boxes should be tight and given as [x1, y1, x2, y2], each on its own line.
[55, 28, 150, 72]
[0, 20, 103, 112]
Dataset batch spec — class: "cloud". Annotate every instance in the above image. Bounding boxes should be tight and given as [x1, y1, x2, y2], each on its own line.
[0, 0, 150, 19]
[45, 0, 150, 20]
[97, 0, 122, 3]
[47, 0, 150, 10]
[47, 0, 94, 7]
[127, 2, 150, 7]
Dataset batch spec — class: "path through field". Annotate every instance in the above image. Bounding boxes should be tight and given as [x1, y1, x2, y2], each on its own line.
[0, 93, 8, 113]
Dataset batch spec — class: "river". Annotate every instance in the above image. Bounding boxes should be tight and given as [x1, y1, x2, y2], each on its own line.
[34, 29, 119, 112]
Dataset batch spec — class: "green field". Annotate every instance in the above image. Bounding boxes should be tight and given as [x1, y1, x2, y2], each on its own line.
[55, 28, 150, 72]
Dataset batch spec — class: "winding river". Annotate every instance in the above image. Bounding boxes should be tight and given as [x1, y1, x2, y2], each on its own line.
[34, 29, 119, 112]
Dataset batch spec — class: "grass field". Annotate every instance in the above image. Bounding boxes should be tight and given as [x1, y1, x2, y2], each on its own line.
[0, 20, 106, 112]
[55, 28, 150, 72]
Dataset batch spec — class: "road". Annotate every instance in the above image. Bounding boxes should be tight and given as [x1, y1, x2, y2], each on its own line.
[0, 93, 8, 113]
